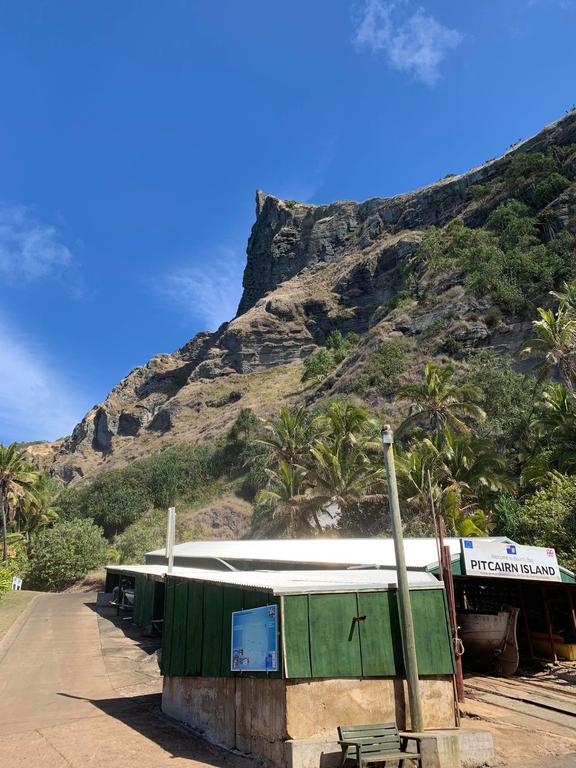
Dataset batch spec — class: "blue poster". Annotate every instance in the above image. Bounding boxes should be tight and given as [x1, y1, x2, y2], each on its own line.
[231, 604, 278, 672]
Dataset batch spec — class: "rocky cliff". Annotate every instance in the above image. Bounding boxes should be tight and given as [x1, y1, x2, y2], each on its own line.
[29, 110, 576, 483]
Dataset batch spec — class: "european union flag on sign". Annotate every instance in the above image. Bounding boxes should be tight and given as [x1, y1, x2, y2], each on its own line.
[506, 545, 517, 555]
[464, 540, 473, 549]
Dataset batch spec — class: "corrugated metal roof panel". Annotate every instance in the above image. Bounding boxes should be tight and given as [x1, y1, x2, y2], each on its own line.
[105, 564, 441, 594]
[145, 537, 510, 569]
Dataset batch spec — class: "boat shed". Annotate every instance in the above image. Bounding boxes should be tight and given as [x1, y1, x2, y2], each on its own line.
[157, 567, 456, 767]
[110, 536, 576, 664]
[105, 561, 458, 766]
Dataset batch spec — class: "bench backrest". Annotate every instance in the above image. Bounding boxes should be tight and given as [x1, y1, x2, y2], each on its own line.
[338, 723, 401, 754]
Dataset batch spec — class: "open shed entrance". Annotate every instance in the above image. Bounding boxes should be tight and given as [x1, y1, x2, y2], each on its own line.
[454, 575, 576, 670]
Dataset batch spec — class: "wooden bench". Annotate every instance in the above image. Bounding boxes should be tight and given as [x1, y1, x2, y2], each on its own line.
[338, 723, 422, 767]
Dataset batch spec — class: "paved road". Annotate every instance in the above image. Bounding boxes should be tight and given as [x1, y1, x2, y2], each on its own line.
[0, 593, 250, 768]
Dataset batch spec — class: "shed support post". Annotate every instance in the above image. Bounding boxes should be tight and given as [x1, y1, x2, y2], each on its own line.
[519, 583, 534, 660]
[441, 542, 464, 703]
[541, 585, 557, 662]
[381, 426, 424, 733]
[565, 586, 576, 642]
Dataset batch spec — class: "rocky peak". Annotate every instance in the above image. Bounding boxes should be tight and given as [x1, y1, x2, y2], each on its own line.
[237, 111, 576, 317]
[26, 109, 576, 485]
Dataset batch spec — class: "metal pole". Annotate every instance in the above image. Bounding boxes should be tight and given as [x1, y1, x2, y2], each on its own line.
[381, 426, 424, 733]
[167, 506, 176, 574]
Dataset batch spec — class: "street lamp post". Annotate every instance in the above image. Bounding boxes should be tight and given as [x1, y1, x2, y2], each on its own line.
[381, 425, 424, 733]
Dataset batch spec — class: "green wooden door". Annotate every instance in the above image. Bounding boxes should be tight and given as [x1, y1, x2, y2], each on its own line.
[309, 593, 362, 677]
[357, 591, 404, 676]
[411, 589, 455, 674]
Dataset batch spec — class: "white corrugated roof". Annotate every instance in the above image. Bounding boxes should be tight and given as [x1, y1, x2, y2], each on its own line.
[145, 537, 510, 570]
[106, 564, 440, 595]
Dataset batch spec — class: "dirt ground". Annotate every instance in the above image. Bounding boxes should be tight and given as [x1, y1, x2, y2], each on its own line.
[462, 667, 576, 767]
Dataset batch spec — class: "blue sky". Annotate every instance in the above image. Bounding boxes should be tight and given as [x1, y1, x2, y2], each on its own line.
[0, 0, 575, 443]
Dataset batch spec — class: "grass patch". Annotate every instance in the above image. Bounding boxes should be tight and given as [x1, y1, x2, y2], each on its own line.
[0, 591, 41, 643]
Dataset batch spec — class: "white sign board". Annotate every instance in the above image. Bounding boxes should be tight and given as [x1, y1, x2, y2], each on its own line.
[461, 539, 562, 582]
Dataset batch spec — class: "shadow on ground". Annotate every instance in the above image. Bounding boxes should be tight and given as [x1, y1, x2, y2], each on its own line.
[57, 691, 253, 768]
[84, 596, 162, 657]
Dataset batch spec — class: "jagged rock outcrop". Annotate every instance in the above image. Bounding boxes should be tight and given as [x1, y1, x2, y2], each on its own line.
[27, 110, 576, 484]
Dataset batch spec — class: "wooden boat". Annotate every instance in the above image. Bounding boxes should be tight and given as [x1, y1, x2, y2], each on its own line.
[458, 609, 510, 655]
[458, 605, 520, 676]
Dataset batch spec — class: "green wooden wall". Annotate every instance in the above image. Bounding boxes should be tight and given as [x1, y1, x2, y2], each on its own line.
[161, 578, 281, 678]
[132, 575, 165, 627]
[161, 577, 455, 679]
[283, 587, 454, 678]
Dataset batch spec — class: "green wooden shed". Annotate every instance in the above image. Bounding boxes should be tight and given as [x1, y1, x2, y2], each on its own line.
[159, 569, 455, 679]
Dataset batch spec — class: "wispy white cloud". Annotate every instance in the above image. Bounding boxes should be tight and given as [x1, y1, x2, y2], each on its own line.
[156, 245, 245, 331]
[352, 0, 462, 85]
[0, 317, 88, 443]
[0, 204, 73, 282]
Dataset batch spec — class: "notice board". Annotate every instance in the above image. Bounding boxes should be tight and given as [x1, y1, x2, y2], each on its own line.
[231, 604, 278, 672]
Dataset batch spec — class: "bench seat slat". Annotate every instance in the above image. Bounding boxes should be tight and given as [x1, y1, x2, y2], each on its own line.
[359, 753, 420, 763]
[340, 724, 397, 732]
[341, 733, 400, 744]
[359, 751, 421, 758]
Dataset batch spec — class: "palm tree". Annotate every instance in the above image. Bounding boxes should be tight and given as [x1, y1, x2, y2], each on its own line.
[317, 401, 381, 453]
[309, 440, 385, 513]
[522, 383, 576, 484]
[520, 305, 576, 399]
[551, 281, 576, 314]
[258, 406, 322, 465]
[397, 429, 510, 537]
[396, 438, 444, 520]
[0, 444, 40, 560]
[256, 461, 320, 532]
[19, 472, 59, 540]
[396, 362, 486, 438]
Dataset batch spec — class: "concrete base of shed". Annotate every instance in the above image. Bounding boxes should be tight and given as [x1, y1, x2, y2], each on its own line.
[162, 675, 458, 768]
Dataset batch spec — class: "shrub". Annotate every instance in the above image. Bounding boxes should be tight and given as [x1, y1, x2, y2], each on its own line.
[386, 289, 413, 313]
[57, 442, 219, 536]
[511, 477, 576, 571]
[81, 468, 152, 537]
[506, 151, 557, 183]
[532, 172, 571, 208]
[351, 342, 406, 396]
[3, 535, 30, 581]
[302, 349, 336, 383]
[0, 567, 12, 594]
[239, 452, 269, 501]
[114, 522, 166, 564]
[417, 201, 575, 314]
[465, 349, 534, 453]
[325, 330, 359, 363]
[29, 519, 108, 590]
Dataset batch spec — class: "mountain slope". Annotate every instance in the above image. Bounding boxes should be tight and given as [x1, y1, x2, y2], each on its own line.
[30, 110, 576, 484]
